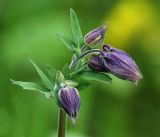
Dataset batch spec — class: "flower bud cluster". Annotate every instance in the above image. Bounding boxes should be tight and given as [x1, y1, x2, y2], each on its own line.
[12, 10, 143, 128]
[58, 23, 143, 123]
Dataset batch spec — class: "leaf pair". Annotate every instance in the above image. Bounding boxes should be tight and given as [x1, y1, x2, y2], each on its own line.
[57, 9, 84, 53]
[11, 60, 57, 97]
[11, 80, 49, 93]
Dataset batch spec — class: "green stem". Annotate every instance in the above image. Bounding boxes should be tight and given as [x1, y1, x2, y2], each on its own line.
[69, 49, 100, 74]
[77, 49, 100, 60]
[57, 108, 67, 137]
[81, 44, 87, 52]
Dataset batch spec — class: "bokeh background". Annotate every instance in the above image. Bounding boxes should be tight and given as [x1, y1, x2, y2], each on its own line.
[0, 0, 160, 137]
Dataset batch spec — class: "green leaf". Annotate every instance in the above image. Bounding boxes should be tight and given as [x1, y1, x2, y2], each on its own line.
[29, 60, 53, 90]
[61, 64, 70, 78]
[45, 92, 52, 98]
[57, 34, 76, 51]
[70, 8, 84, 48]
[11, 80, 50, 93]
[46, 66, 57, 83]
[50, 90, 56, 97]
[76, 81, 90, 90]
[79, 71, 112, 84]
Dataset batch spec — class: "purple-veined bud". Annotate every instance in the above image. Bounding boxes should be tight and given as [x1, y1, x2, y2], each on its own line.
[84, 24, 107, 45]
[88, 54, 109, 72]
[58, 86, 80, 122]
[100, 45, 143, 84]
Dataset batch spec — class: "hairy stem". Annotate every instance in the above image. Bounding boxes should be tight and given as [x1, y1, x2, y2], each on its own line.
[57, 108, 67, 137]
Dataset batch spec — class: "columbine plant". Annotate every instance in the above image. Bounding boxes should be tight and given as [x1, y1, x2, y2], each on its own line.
[11, 9, 143, 137]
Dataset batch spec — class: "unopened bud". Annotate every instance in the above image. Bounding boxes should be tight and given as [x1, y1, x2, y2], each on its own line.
[58, 86, 80, 121]
[84, 24, 107, 45]
[100, 45, 143, 84]
[88, 54, 109, 72]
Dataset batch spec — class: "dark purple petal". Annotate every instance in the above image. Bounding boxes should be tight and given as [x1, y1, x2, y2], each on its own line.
[103, 45, 140, 71]
[88, 54, 109, 72]
[100, 45, 143, 83]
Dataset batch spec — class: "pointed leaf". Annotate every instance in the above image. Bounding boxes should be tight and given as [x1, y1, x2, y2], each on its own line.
[46, 66, 57, 83]
[77, 81, 90, 90]
[79, 71, 112, 84]
[30, 60, 53, 90]
[11, 80, 50, 93]
[70, 8, 84, 48]
[57, 34, 76, 51]
[61, 64, 70, 78]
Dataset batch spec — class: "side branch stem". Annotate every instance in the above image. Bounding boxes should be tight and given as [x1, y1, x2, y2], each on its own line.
[77, 49, 100, 60]
[69, 49, 100, 71]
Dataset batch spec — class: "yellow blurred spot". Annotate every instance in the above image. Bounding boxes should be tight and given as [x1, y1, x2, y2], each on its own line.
[105, 1, 153, 48]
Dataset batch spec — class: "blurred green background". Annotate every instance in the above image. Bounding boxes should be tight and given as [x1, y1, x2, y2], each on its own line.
[0, 0, 160, 137]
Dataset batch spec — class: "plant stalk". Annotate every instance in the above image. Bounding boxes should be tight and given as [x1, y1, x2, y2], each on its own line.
[57, 108, 67, 137]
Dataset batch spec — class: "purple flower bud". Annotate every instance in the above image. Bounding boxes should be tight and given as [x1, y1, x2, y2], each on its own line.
[84, 25, 107, 45]
[88, 54, 109, 72]
[100, 45, 143, 84]
[58, 86, 80, 121]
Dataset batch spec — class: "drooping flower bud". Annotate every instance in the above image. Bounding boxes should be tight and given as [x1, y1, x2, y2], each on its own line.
[84, 24, 107, 45]
[58, 86, 80, 122]
[100, 45, 143, 84]
[88, 54, 109, 72]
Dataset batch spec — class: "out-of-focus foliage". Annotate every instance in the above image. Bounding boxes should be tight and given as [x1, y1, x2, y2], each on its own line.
[0, 0, 160, 137]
